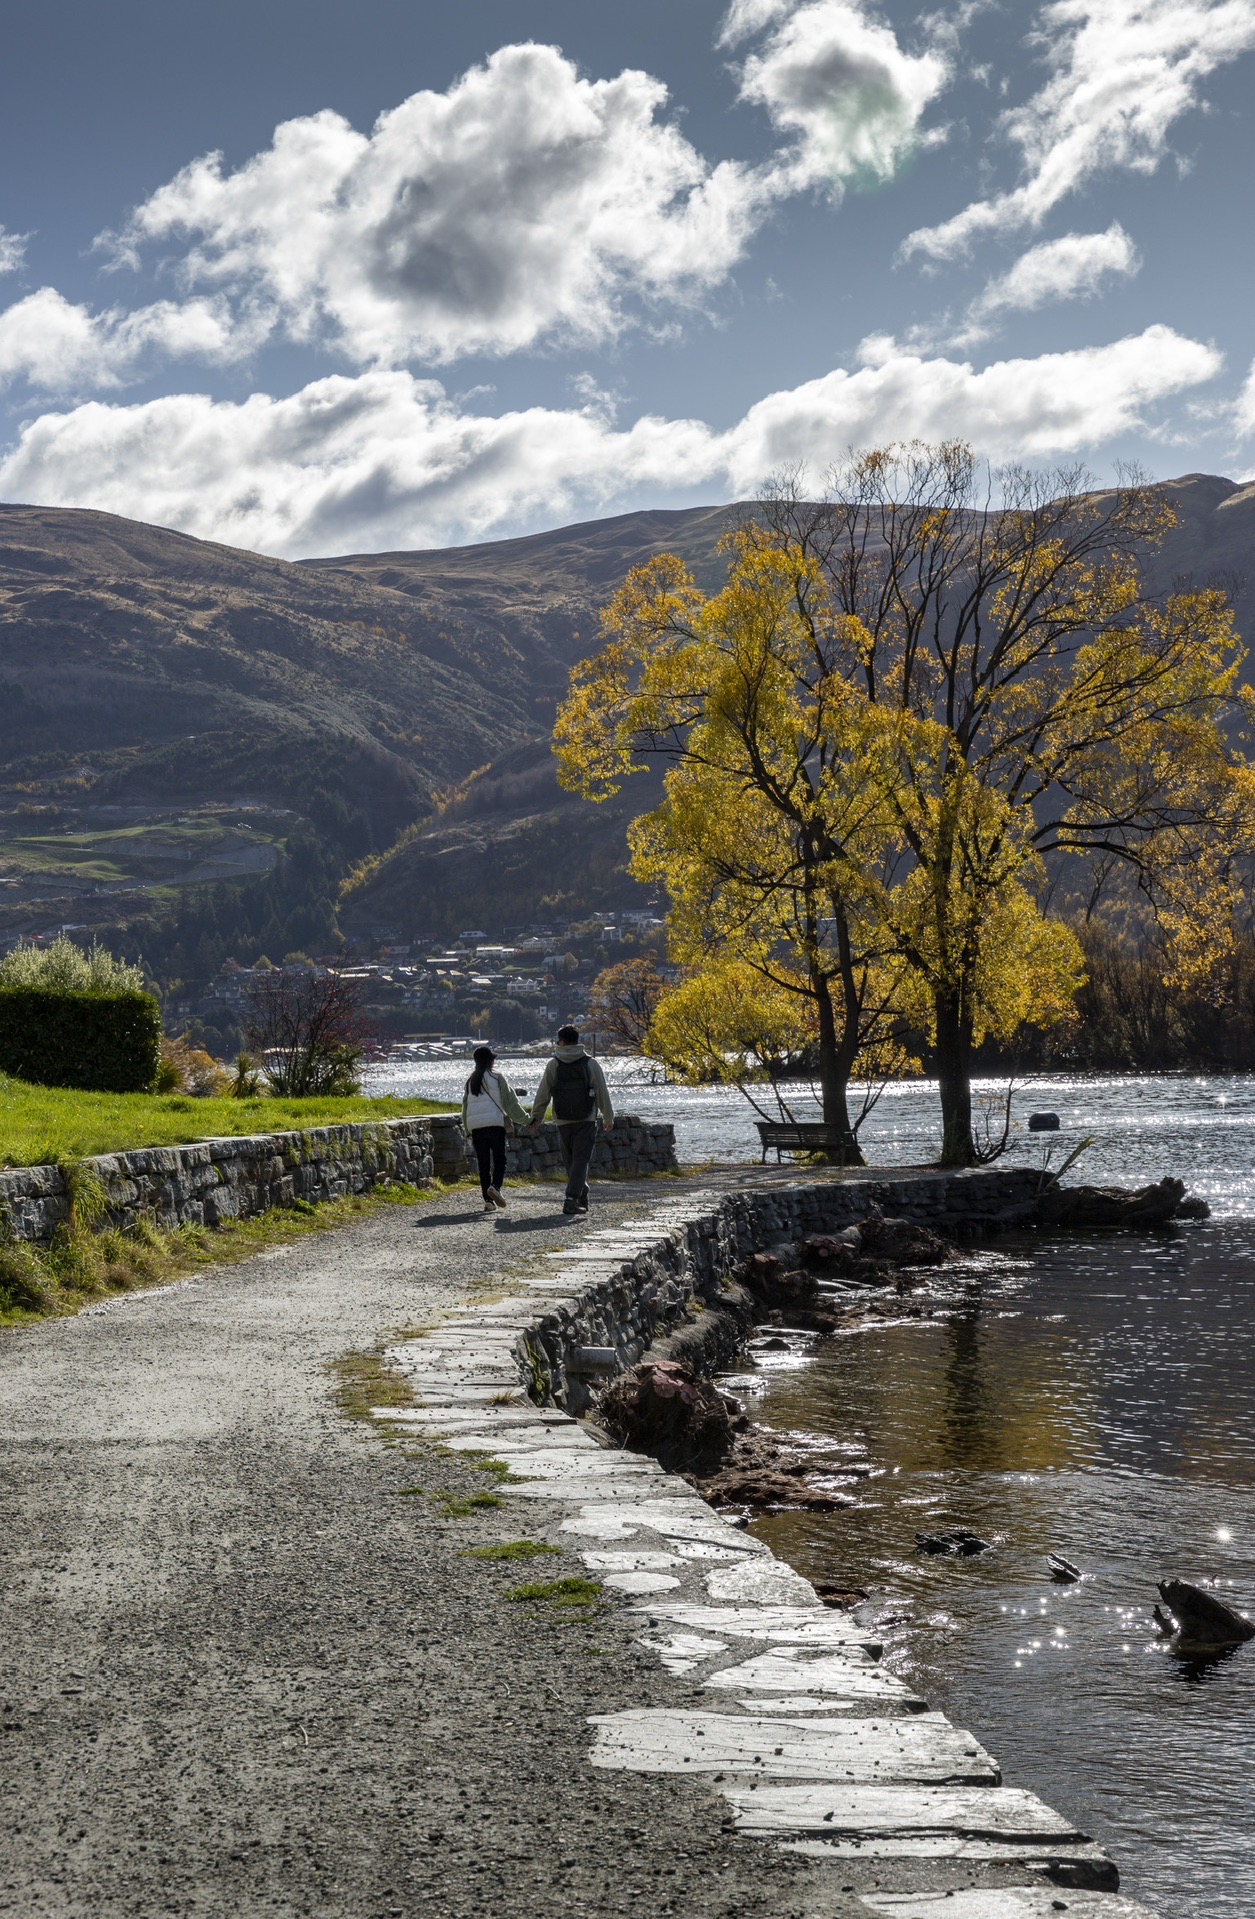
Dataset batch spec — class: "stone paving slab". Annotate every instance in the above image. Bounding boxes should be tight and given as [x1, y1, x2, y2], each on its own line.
[488, 1449, 665, 1477]
[439, 1426, 605, 1451]
[704, 1649, 925, 1707]
[862, 1894, 1159, 1918]
[633, 1604, 881, 1649]
[725, 1784, 1084, 1840]
[589, 1709, 1000, 1783]
[558, 1502, 771, 1547]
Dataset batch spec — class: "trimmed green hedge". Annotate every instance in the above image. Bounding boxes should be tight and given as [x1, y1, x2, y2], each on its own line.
[0, 987, 162, 1094]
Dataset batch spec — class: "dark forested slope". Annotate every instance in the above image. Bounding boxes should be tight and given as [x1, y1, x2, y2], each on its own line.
[0, 478, 1251, 969]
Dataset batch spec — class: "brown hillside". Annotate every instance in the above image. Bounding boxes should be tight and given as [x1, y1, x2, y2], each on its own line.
[0, 478, 1250, 956]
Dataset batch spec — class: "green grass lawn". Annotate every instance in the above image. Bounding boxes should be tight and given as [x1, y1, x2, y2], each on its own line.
[0, 1077, 451, 1168]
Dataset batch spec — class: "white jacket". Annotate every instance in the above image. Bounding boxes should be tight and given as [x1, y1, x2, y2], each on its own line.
[462, 1069, 528, 1134]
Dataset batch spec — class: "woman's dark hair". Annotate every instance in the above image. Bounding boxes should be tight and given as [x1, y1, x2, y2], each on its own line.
[468, 1044, 495, 1097]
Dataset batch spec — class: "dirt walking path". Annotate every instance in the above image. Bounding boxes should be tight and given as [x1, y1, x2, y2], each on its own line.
[0, 1182, 844, 1919]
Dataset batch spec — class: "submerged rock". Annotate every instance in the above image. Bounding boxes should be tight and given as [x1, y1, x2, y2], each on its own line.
[1156, 1578, 1255, 1648]
[856, 1216, 954, 1268]
[916, 1528, 992, 1556]
[697, 1467, 852, 1512]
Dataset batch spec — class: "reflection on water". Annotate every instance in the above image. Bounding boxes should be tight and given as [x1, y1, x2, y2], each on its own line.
[744, 1224, 1255, 1916]
[365, 1057, 1255, 1217]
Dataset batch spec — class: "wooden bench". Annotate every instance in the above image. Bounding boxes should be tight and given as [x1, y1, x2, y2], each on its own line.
[755, 1120, 848, 1163]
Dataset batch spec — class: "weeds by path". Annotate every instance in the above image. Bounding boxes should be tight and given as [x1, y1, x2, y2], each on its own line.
[464, 1540, 561, 1563]
[506, 1577, 603, 1610]
[0, 1182, 435, 1328]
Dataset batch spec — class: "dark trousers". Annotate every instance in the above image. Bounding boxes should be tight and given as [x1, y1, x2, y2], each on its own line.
[470, 1126, 506, 1199]
[557, 1121, 598, 1204]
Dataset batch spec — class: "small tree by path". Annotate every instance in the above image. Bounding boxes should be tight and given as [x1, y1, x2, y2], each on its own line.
[587, 955, 667, 1052]
[245, 968, 374, 1097]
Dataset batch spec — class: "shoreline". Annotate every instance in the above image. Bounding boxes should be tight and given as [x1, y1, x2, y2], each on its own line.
[395, 1165, 1163, 1913]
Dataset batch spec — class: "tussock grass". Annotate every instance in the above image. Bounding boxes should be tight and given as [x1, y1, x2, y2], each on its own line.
[436, 1491, 504, 1518]
[330, 1344, 418, 1422]
[0, 1072, 447, 1167]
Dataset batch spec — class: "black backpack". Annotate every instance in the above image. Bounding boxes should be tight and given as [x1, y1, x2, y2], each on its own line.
[551, 1055, 594, 1123]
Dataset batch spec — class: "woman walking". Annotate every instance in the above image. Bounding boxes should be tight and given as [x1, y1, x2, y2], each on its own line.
[461, 1045, 529, 1212]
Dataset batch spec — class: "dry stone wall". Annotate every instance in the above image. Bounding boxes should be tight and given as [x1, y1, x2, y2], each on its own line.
[517, 1166, 1041, 1413]
[0, 1112, 679, 1246]
[426, 1113, 678, 1183]
[0, 1118, 439, 1244]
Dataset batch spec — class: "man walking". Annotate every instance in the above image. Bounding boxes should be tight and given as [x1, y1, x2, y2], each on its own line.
[529, 1024, 614, 1215]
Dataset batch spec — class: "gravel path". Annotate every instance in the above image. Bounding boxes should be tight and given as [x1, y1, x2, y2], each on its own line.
[0, 1182, 852, 1919]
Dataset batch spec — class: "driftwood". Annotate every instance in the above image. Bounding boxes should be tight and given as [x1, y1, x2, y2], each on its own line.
[1037, 1176, 1209, 1231]
[1048, 1553, 1082, 1583]
[1156, 1579, 1255, 1648]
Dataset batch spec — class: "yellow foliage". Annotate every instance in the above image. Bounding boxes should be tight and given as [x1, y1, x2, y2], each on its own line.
[645, 962, 812, 1086]
[554, 441, 1250, 1161]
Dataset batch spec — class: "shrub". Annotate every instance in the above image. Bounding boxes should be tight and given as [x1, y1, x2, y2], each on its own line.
[0, 986, 162, 1093]
[245, 967, 373, 1096]
[0, 936, 146, 994]
[158, 1033, 233, 1097]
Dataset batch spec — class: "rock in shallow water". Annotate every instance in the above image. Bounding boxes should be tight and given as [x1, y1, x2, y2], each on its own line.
[1157, 1577, 1255, 1647]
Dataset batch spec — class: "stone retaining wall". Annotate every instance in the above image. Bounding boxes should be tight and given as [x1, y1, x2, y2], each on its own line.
[520, 1166, 1041, 1413]
[0, 1118, 441, 1244]
[0, 1111, 679, 1246]
[426, 1113, 678, 1183]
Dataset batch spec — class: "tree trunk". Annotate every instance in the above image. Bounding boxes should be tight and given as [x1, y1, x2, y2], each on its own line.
[815, 972, 865, 1166]
[935, 988, 975, 1166]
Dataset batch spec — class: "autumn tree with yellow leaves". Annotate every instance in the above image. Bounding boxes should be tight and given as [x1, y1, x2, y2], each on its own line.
[755, 445, 1250, 1162]
[554, 533, 915, 1163]
[555, 442, 1250, 1166]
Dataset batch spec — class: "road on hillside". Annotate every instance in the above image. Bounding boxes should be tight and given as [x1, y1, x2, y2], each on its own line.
[0, 1184, 834, 1919]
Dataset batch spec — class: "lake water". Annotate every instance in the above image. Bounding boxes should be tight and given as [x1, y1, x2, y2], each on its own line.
[740, 1229, 1255, 1916]
[365, 1055, 1255, 1218]
[366, 1055, 1255, 1909]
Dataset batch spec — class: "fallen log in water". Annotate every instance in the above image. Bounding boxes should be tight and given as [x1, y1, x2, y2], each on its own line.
[1037, 1175, 1209, 1231]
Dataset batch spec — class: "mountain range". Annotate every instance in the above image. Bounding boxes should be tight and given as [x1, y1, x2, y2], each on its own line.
[0, 474, 1250, 967]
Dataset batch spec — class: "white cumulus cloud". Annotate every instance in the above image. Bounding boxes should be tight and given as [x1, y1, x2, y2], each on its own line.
[726, 0, 949, 195]
[108, 43, 767, 368]
[0, 325, 1220, 558]
[904, 0, 1255, 260]
[974, 224, 1139, 318]
[0, 229, 28, 275]
[1236, 361, 1255, 438]
[0, 287, 252, 395]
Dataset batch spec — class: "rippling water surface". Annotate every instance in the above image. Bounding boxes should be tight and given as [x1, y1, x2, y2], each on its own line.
[742, 1230, 1255, 1916]
[368, 1054, 1255, 1907]
[365, 1056, 1255, 1217]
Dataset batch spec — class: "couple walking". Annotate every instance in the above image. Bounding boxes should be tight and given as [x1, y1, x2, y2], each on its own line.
[461, 1024, 614, 1217]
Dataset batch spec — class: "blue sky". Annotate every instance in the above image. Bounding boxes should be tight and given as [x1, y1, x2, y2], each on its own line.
[1, 0, 1252, 556]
